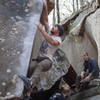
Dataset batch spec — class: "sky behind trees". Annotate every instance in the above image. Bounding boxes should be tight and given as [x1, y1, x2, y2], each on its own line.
[48, 0, 94, 27]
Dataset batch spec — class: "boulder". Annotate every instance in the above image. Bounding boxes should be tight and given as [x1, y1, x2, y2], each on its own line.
[0, 0, 43, 99]
[85, 8, 100, 66]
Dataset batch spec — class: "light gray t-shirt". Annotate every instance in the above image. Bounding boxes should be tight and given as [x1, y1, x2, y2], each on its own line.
[39, 35, 62, 61]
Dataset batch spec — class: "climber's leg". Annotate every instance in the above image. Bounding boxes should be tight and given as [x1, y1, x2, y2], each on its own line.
[19, 58, 52, 98]
[26, 58, 52, 97]
[30, 58, 52, 88]
[28, 60, 38, 77]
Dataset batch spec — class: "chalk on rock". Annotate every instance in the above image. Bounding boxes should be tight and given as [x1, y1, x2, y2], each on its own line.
[17, 51, 20, 55]
[7, 69, 11, 73]
[2, 82, 6, 86]
[12, 74, 18, 84]
[6, 92, 11, 96]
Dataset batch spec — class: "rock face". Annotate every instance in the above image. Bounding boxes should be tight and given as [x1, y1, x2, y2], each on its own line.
[85, 8, 100, 66]
[0, 0, 43, 99]
[60, 4, 99, 74]
[84, 95, 100, 100]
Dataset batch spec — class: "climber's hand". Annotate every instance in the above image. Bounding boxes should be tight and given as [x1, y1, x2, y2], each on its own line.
[35, 22, 43, 30]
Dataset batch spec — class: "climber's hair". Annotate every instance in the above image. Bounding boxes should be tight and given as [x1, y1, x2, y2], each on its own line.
[55, 24, 64, 36]
[60, 84, 70, 94]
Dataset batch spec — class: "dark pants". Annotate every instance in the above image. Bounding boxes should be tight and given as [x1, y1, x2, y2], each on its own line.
[75, 74, 97, 91]
[30, 58, 52, 88]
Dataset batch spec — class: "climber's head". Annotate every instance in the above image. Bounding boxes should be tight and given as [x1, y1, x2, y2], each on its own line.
[60, 84, 71, 97]
[83, 52, 89, 61]
[51, 24, 64, 36]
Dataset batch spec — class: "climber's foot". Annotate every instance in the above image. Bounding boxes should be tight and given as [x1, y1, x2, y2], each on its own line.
[18, 75, 32, 91]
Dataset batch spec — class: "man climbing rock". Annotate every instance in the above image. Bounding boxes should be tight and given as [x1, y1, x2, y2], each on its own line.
[75, 52, 100, 92]
[19, 22, 64, 99]
[49, 84, 71, 100]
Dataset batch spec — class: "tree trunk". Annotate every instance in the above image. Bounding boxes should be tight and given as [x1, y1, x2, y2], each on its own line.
[47, 0, 55, 13]
[53, 0, 56, 25]
[56, 0, 60, 23]
[76, 0, 79, 11]
[80, 0, 84, 9]
[98, 0, 100, 6]
[73, 0, 75, 12]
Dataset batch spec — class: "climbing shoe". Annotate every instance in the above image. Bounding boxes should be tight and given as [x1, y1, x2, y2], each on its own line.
[18, 75, 32, 91]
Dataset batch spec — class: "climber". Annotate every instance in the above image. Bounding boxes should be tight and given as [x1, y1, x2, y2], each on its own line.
[75, 52, 100, 92]
[49, 84, 71, 100]
[18, 22, 64, 100]
[40, 0, 49, 32]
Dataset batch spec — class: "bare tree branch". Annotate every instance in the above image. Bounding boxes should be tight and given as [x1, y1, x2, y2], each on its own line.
[53, 0, 56, 25]
[76, 0, 79, 11]
[47, 0, 55, 13]
[56, 0, 60, 23]
[73, 0, 75, 12]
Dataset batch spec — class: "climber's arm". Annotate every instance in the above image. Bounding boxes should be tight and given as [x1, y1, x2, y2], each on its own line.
[36, 23, 59, 46]
[40, 0, 49, 32]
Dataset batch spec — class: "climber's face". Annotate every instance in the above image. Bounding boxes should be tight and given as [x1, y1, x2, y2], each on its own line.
[83, 53, 89, 61]
[51, 26, 59, 36]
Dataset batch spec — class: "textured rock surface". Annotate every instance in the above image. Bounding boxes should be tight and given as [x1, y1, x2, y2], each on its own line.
[0, 0, 43, 99]
[63, 5, 100, 100]
[67, 87, 100, 100]
[83, 95, 100, 100]
[85, 8, 100, 66]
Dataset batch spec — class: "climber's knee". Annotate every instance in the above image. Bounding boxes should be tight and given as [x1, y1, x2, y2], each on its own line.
[38, 59, 52, 72]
